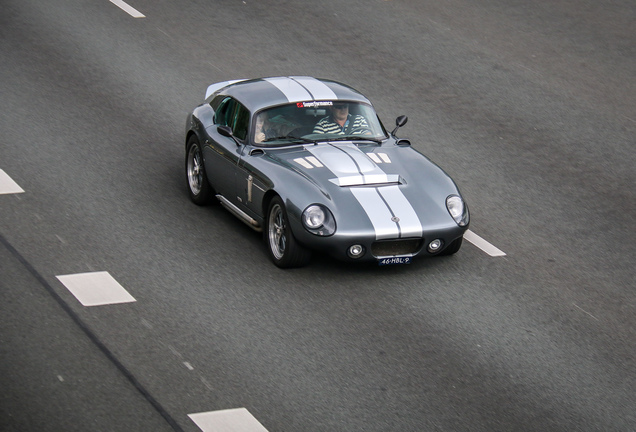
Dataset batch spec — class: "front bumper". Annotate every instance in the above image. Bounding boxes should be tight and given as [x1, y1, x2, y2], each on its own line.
[292, 220, 467, 263]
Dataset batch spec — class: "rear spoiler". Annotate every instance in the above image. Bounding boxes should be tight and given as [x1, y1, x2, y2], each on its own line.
[205, 79, 248, 99]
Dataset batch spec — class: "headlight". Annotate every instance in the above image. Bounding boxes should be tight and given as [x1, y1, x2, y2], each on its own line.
[446, 195, 469, 227]
[302, 204, 336, 236]
[303, 205, 325, 229]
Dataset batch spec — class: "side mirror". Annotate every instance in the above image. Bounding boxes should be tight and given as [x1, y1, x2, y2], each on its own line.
[391, 115, 408, 136]
[217, 125, 233, 138]
[217, 125, 241, 146]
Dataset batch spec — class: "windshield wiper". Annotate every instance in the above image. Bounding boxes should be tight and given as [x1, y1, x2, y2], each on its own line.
[263, 135, 318, 145]
[328, 136, 384, 144]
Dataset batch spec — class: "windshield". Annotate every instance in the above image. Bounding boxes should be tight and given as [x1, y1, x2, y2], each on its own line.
[252, 101, 387, 146]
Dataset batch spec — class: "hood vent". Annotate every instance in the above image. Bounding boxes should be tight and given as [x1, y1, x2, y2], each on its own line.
[330, 174, 401, 187]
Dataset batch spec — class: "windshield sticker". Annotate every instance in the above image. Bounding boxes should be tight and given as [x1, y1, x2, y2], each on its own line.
[297, 101, 334, 108]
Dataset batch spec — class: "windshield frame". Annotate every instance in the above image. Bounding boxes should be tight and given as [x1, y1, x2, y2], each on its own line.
[250, 100, 388, 147]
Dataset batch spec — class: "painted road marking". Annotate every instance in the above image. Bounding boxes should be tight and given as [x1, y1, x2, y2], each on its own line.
[109, 0, 145, 18]
[0, 169, 24, 194]
[56, 271, 136, 306]
[464, 229, 506, 257]
[189, 408, 268, 432]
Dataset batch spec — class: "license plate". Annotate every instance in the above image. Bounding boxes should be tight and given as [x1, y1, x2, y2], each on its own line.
[378, 256, 412, 265]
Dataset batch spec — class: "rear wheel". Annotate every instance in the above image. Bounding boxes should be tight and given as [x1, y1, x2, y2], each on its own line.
[265, 196, 311, 268]
[185, 135, 213, 205]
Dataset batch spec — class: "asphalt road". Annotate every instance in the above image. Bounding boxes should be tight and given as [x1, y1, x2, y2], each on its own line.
[1, 0, 634, 430]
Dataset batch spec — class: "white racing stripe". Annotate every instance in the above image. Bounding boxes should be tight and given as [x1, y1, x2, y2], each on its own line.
[306, 144, 387, 180]
[464, 230, 506, 256]
[350, 188, 400, 239]
[109, 0, 145, 18]
[188, 408, 268, 432]
[264, 77, 312, 102]
[306, 144, 421, 239]
[292, 76, 338, 100]
[378, 186, 422, 237]
[56, 271, 136, 306]
[265, 76, 338, 102]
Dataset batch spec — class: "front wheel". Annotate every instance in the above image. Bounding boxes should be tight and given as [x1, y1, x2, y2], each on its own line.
[185, 135, 214, 205]
[265, 196, 311, 268]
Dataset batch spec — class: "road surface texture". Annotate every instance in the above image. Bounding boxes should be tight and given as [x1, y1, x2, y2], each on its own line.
[1, 0, 634, 430]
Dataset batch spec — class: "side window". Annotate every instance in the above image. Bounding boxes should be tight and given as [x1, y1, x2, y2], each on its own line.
[214, 97, 235, 127]
[233, 104, 250, 141]
[213, 97, 249, 142]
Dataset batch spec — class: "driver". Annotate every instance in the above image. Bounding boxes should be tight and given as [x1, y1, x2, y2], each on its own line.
[312, 103, 369, 135]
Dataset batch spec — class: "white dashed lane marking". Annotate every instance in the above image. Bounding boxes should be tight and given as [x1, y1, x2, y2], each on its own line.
[189, 408, 269, 432]
[56, 271, 136, 306]
[0, 169, 24, 194]
[109, 0, 145, 18]
[464, 229, 506, 257]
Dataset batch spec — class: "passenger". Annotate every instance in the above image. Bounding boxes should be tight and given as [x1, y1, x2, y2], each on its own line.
[254, 112, 274, 143]
[254, 110, 300, 143]
[312, 103, 369, 135]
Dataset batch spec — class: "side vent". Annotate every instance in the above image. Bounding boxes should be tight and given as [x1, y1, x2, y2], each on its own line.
[250, 148, 265, 156]
[396, 139, 411, 147]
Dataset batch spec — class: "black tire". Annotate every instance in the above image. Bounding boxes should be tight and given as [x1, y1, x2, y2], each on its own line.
[185, 135, 214, 205]
[440, 236, 463, 256]
[264, 196, 311, 268]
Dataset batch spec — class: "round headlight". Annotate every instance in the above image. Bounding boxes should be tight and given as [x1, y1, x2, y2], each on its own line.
[302, 204, 336, 236]
[446, 195, 469, 226]
[303, 205, 325, 229]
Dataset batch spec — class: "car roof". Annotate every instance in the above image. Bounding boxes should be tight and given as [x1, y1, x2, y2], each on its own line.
[206, 76, 372, 112]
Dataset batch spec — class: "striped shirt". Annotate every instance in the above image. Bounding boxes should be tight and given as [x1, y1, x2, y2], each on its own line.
[312, 114, 369, 135]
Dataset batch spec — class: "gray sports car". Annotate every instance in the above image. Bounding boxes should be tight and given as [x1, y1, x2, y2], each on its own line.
[185, 76, 469, 268]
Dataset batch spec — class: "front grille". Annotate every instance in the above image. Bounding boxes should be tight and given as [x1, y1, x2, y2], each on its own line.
[371, 238, 423, 257]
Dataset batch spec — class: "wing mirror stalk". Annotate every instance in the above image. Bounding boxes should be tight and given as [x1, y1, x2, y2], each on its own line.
[217, 125, 241, 146]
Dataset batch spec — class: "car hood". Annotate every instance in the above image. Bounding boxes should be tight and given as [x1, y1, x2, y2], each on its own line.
[265, 141, 460, 237]
[267, 141, 449, 189]
[286, 142, 402, 186]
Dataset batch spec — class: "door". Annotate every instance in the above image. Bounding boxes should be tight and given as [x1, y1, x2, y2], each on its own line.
[202, 97, 249, 200]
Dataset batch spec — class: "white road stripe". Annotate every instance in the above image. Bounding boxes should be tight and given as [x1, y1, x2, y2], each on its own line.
[109, 0, 145, 18]
[0, 169, 24, 194]
[56, 271, 136, 306]
[464, 229, 506, 257]
[189, 408, 268, 432]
